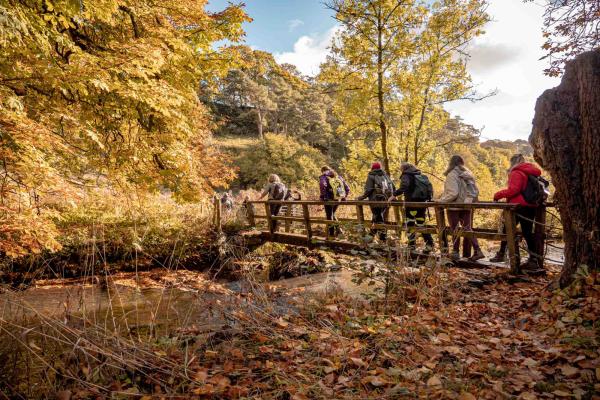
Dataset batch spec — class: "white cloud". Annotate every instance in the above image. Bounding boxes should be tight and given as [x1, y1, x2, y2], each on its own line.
[277, 0, 559, 141]
[445, 0, 561, 140]
[274, 26, 341, 76]
[287, 19, 304, 32]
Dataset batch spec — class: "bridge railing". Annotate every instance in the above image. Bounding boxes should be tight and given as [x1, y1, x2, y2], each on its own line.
[223, 198, 552, 274]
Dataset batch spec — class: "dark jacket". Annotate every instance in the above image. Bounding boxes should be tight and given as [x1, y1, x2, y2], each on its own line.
[357, 169, 395, 201]
[393, 165, 424, 201]
[319, 171, 350, 201]
[494, 162, 542, 207]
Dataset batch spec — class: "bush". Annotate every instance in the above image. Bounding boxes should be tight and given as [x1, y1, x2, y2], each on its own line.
[235, 133, 326, 189]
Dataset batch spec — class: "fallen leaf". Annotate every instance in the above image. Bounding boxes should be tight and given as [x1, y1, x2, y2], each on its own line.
[426, 375, 442, 387]
[361, 375, 389, 387]
[458, 392, 476, 400]
[350, 357, 368, 368]
[553, 390, 571, 397]
[444, 346, 461, 355]
[55, 391, 71, 400]
[560, 365, 579, 377]
[276, 317, 289, 328]
[291, 394, 309, 400]
[518, 392, 537, 400]
[523, 358, 538, 368]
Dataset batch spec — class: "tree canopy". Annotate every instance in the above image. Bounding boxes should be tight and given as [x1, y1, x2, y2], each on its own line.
[0, 0, 249, 255]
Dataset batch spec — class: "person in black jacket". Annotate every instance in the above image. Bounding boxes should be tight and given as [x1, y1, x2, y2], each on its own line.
[389, 163, 435, 252]
[357, 162, 395, 241]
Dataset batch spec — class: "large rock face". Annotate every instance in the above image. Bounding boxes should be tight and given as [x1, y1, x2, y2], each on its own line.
[530, 49, 600, 287]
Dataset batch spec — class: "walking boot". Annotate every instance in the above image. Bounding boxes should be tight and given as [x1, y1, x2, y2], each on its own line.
[469, 249, 485, 262]
[489, 251, 506, 263]
[520, 258, 539, 271]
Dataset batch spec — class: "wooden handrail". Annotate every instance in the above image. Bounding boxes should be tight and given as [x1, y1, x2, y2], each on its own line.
[237, 199, 556, 274]
[245, 199, 520, 209]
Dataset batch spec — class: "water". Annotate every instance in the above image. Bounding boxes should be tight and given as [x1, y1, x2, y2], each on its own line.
[0, 283, 228, 336]
[0, 269, 372, 336]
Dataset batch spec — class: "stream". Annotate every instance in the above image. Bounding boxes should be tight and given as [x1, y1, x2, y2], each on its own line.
[0, 269, 368, 337]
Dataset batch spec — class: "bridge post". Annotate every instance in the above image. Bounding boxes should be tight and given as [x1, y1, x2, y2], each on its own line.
[264, 202, 274, 237]
[214, 196, 222, 233]
[534, 205, 547, 269]
[246, 201, 256, 227]
[284, 204, 292, 233]
[434, 206, 448, 254]
[503, 209, 521, 274]
[393, 205, 402, 240]
[356, 204, 366, 235]
[302, 204, 312, 242]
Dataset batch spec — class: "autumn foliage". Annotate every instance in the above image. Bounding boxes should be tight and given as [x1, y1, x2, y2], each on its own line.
[0, 0, 249, 256]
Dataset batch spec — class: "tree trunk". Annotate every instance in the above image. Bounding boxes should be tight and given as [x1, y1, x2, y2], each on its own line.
[257, 109, 264, 139]
[530, 49, 600, 287]
[376, 12, 390, 174]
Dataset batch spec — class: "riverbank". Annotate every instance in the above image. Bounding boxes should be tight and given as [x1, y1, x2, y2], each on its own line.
[1, 252, 596, 399]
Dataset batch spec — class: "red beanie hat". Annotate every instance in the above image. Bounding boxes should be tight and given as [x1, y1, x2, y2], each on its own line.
[371, 162, 381, 170]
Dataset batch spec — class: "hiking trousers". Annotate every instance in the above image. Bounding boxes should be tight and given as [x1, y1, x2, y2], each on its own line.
[405, 207, 434, 248]
[447, 209, 481, 254]
[269, 204, 282, 231]
[324, 204, 340, 237]
[370, 206, 388, 241]
[498, 207, 537, 257]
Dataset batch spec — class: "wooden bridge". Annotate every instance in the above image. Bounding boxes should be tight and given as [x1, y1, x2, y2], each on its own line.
[215, 198, 552, 274]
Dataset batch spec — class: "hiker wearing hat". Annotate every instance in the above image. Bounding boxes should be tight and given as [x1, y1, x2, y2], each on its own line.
[491, 153, 546, 269]
[357, 162, 395, 241]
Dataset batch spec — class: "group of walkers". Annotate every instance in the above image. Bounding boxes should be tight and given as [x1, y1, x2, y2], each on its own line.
[257, 153, 547, 269]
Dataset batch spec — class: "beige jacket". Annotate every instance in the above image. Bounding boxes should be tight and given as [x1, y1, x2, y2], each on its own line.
[438, 166, 478, 207]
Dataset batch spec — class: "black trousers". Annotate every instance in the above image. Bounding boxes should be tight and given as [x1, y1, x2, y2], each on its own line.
[498, 207, 537, 257]
[324, 204, 340, 236]
[405, 207, 434, 247]
[370, 206, 388, 240]
[269, 204, 282, 231]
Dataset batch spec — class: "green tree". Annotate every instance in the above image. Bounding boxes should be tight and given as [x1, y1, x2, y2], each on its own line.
[235, 133, 326, 189]
[321, 0, 489, 176]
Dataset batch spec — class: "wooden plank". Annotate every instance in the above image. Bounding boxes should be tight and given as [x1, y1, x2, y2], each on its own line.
[302, 204, 312, 241]
[503, 209, 520, 274]
[463, 210, 474, 258]
[453, 231, 507, 241]
[214, 196, 222, 233]
[284, 204, 292, 233]
[393, 205, 402, 239]
[434, 206, 448, 254]
[534, 205, 547, 269]
[246, 201, 256, 227]
[267, 232, 362, 252]
[264, 202, 274, 237]
[356, 204, 366, 235]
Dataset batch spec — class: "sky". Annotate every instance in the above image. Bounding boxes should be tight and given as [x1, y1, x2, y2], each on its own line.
[207, 0, 561, 141]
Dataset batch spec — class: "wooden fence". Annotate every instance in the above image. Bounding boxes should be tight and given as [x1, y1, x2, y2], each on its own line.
[216, 198, 550, 274]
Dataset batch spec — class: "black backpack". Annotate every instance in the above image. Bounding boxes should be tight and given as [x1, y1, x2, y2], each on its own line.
[270, 182, 287, 200]
[373, 174, 393, 200]
[411, 174, 433, 201]
[522, 175, 549, 206]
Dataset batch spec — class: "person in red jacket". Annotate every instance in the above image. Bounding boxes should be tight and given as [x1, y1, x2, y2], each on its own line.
[491, 154, 542, 268]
